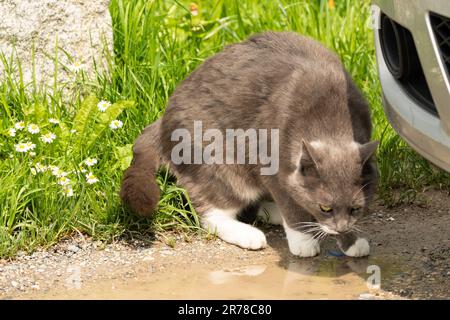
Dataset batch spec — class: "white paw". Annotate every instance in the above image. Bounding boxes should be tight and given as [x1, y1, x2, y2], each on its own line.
[288, 238, 320, 257]
[344, 238, 370, 257]
[222, 225, 267, 250]
[202, 208, 267, 250]
[283, 222, 320, 257]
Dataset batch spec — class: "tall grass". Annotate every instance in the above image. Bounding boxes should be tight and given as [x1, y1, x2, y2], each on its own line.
[0, 0, 448, 258]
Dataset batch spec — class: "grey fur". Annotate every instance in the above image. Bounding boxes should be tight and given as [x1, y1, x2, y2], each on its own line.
[120, 31, 379, 250]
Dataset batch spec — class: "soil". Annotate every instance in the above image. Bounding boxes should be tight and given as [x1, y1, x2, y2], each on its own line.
[0, 190, 448, 300]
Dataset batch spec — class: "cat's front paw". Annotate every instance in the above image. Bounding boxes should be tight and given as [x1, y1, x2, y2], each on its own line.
[283, 222, 320, 257]
[288, 238, 320, 257]
[343, 238, 370, 257]
[221, 224, 267, 250]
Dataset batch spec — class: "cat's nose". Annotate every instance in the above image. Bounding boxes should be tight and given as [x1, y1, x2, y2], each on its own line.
[335, 221, 350, 233]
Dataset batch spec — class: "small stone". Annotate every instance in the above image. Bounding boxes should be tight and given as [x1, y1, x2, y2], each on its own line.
[386, 217, 395, 221]
[11, 281, 19, 288]
[359, 293, 376, 300]
[67, 245, 80, 253]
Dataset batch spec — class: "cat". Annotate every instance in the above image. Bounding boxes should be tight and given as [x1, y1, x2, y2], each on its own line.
[120, 31, 379, 257]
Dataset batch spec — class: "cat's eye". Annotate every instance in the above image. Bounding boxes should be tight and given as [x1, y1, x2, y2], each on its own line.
[319, 204, 333, 213]
[350, 207, 362, 215]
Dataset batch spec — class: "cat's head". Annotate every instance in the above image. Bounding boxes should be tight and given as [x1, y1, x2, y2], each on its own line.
[287, 139, 379, 235]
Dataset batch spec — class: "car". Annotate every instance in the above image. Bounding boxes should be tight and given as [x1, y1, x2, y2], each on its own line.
[372, 0, 450, 172]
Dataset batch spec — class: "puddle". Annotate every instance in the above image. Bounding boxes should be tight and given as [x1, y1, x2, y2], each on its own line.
[20, 256, 401, 300]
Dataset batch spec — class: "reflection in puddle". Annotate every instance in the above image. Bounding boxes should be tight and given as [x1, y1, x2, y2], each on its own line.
[20, 255, 400, 300]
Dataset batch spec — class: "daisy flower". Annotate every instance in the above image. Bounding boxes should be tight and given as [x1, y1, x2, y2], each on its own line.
[15, 121, 25, 130]
[35, 162, 46, 173]
[52, 168, 68, 178]
[27, 123, 40, 134]
[8, 128, 16, 137]
[78, 164, 87, 173]
[57, 176, 71, 186]
[48, 165, 59, 172]
[85, 172, 99, 184]
[26, 142, 36, 150]
[62, 185, 74, 197]
[70, 60, 85, 73]
[97, 100, 111, 112]
[109, 120, 123, 130]
[15, 142, 30, 153]
[49, 118, 60, 125]
[84, 158, 98, 167]
[40, 132, 56, 143]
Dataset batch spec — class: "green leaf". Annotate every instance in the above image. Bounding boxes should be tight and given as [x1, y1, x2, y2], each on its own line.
[72, 95, 98, 139]
[34, 102, 47, 124]
[114, 144, 133, 170]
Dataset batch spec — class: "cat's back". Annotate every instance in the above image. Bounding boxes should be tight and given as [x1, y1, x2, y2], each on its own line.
[164, 31, 342, 121]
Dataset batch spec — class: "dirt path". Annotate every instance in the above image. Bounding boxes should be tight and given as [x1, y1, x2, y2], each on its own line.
[0, 191, 449, 299]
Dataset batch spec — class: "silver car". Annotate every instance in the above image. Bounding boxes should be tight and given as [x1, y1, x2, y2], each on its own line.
[372, 0, 450, 172]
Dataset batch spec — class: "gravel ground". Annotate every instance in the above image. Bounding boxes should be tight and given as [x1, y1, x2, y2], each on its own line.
[0, 190, 449, 299]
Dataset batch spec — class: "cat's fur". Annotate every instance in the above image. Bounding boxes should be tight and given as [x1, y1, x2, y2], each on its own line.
[120, 31, 379, 257]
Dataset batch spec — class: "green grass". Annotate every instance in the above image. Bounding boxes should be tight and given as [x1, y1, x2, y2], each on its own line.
[0, 0, 449, 258]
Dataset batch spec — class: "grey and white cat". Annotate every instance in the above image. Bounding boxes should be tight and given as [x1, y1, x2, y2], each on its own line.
[120, 32, 379, 257]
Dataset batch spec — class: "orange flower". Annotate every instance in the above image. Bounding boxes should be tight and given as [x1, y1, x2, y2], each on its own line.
[190, 3, 199, 16]
[328, 0, 335, 10]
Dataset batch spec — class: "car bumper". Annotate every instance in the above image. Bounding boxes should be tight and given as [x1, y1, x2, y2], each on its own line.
[373, 0, 450, 172]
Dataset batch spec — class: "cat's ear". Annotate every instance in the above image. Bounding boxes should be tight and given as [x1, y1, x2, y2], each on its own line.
[299, 140, 320, 177]
[359, 140, 379, 164]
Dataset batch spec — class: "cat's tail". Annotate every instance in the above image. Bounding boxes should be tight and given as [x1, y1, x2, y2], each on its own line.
[120, 119, 162, 217]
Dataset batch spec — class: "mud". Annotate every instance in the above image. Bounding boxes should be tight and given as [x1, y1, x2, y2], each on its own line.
[1, 190, 449, 300]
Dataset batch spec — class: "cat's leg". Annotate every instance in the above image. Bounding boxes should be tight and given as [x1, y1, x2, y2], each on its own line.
[257, 201, 283, 225]
[283, 221, 321, 257]
[266, 189, 320, 258]
[336, 232, 370, 257]
[202, 207, 267, 250]
[257, 200, 320, 257]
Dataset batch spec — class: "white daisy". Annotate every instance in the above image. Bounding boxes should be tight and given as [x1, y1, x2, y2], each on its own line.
[57, 176, 71, 186]
[49, 118, 60, 125]
[48, 165, 59, 172]
[25, 142, 36, 150]
[8, 128, 16, 137]
[27, 123, 40, 134]
[15, 121, 25, 130]
[35, 162, 46, 173]
[52, 168, 68, 178]
[15, 142, 29, 153]
[85, 172, 99, 184]
[109, 120, 123, 130]
[84, 158, 98, 167]
[70, 60, 85, 73]
[97, 100, 111, 112]
[40, 132, 56, 143]
[62, 185, 74, 197]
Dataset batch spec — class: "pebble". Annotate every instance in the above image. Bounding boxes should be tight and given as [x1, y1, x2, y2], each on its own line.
[358, 293, 376, 300]
[67, 245, 80, 253]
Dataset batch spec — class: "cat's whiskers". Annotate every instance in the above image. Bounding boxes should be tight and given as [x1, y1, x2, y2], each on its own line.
[349, 224, 367, 235]
[351, 182, 372, 202]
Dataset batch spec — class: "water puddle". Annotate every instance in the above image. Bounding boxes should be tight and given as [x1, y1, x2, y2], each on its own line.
[20, 256, 401, 299]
